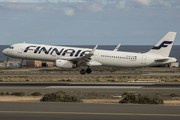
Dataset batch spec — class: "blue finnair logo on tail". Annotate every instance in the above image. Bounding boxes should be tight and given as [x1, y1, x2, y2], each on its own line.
[152, 41, 173, 50]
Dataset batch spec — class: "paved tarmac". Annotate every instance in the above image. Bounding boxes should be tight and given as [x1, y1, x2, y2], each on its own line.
[0, 102, 180, 120]
[0, 82, 180, 87]
[0, 72, 143, 76]
[0, 72, 180, 76]
[0, 82, 180, 95]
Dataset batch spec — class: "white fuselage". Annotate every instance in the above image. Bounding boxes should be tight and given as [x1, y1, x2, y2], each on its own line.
[2, 43, 176, 67]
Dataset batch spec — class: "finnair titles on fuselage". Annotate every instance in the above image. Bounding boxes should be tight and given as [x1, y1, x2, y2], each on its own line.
[2, 32, 177, 74]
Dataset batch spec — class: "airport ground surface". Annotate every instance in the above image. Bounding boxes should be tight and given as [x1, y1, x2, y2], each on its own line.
[0, 102, 180, 120]
[0, 67, 180, 119]
[1, 72, 180, 77]
[0, 67, 180, 94]
[0, 82, 180, 95]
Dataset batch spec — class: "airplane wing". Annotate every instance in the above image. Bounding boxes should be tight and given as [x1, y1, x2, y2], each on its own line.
[67, 45, 99, 67]
[113, 44, 121, 51]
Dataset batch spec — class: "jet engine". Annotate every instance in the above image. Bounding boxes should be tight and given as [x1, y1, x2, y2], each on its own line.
[55, 59, 76, 68]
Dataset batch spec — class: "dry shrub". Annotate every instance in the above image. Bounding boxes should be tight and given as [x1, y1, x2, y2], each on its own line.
[120, 92, 164, 104]
[40, 91, 82, 102]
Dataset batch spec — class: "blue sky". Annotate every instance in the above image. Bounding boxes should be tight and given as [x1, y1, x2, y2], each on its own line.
[0, 0, 180, 45]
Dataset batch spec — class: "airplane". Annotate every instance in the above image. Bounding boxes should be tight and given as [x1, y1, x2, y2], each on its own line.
[2, 32, 177, 75]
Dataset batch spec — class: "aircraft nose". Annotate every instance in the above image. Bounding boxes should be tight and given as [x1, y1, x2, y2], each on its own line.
[2, 49, 8, 55]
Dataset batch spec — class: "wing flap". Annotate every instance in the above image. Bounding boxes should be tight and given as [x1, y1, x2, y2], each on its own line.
[88, 61, 102, 66]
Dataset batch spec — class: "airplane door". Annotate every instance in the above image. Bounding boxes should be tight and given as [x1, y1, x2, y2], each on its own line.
[141, 55, 146, 64]
[18, 45, 24, 54]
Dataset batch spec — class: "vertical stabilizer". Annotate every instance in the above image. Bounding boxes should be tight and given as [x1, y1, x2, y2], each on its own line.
[147, 32, 177, 57]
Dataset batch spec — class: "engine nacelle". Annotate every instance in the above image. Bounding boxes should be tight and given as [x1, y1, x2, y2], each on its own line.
[55, 59, 76, 68]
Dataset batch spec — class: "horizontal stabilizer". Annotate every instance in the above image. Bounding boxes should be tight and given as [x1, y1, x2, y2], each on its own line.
[155, 58, 170, 62]
[155, 57, 177, 62]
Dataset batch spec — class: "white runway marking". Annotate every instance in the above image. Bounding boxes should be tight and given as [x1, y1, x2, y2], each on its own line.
[46, 86, 143, 89]
[141, 88, 180, 89]
[143, 73, 180, 76]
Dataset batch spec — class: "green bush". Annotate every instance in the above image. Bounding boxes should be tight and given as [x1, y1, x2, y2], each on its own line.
[108, 80, 116, 82]
[11, 92, 26, 96]
[40, 91, 82, 102]
[31, 92, 42, 96]
[0, 91, 11, 95]
[0, 92, 5, 95]
[5, 91, 10, 95]
[120, 92, 163, 104]
[59, 79, 66, 82]
[170, 93, 178, 97]
[26, 79, 30, 82]
[55, 91, 67, 95]
[122, 91, 134, 97]
[67, 79, 73, 82]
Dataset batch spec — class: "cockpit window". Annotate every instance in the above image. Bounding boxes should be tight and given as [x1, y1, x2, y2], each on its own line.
[9, 46, 14, 49]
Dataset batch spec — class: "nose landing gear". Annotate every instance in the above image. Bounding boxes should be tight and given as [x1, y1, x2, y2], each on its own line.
[80, 69, 86, 75]
[19, 59, 24, 68]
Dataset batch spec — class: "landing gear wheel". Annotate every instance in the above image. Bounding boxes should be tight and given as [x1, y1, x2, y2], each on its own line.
[86, 68, 92, 74]
[19, 64, 22, 68]
[19, 59, 24, 68]
[80, 69, 86, 75]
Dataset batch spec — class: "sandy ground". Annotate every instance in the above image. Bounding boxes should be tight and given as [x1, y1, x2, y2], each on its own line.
[0, 96, 42, 102]
[0, 96, 180, 105]
[164, 100, 180, 105]
[0, 67, 55, 72]
[0, 96, 120, 103]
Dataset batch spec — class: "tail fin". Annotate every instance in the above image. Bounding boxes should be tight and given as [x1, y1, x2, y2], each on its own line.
[147, 32, 177, 57]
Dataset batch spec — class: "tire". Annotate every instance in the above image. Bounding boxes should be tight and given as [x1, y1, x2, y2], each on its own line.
[19, 64, 22, 68]
[86, 68, 92, 74]
[80, 69, 86, 75]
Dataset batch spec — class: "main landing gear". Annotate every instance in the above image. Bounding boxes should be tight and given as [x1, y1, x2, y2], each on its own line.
[80, 68, 92, 75]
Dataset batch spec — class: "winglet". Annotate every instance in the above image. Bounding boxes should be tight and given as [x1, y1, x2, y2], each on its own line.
[113, 44, 121, 51]
[90, 45, 98, 55]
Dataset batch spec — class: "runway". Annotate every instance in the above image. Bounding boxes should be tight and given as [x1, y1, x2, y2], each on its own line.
[0, 102, 180, 120]
[1, 82, 180, 87]
[0, 72, 180, 76]
[0, 82, 180, 95]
